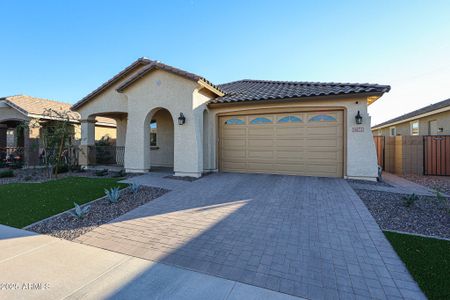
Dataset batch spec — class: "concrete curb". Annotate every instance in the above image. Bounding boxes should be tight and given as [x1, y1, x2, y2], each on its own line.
[383, 229, 450, 242]
[22, 186, 131, 230]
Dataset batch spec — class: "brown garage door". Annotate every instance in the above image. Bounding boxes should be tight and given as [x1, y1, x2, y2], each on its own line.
[219, 110, 344, 177]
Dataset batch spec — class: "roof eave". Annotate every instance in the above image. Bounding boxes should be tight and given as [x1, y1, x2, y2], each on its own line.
[208, 91, 387, 106]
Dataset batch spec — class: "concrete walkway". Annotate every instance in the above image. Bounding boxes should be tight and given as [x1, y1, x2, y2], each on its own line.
[77, 173, 425, 300]
[351, 172, 445, 196]
[0, 225, 303, 300]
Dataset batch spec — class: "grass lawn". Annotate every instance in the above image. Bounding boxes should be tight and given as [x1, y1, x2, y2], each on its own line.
[384, 231, 450, 300]
[0, 177, 127, 228]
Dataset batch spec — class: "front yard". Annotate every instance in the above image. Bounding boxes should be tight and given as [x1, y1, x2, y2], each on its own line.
[385, 231, 450, 300]
[0, 177, 127, 228]
[349, 178, 450, 300]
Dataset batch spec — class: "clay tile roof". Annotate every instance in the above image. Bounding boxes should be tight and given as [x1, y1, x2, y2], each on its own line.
[73, 57, 389, 110]
[1, 95, 116, 126]
[2, 95, 79, 120]
[372, 97, 450, 129]
[210, 80, 391, 104]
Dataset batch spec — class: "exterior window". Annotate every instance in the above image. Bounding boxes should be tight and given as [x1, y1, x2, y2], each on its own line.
[410, 121, 419, 136]
[250, 117, 272, 124]
[278, 116, 302, 123]
[224, 118, 245, 125]
[390, 126, 397, 137]
[429, 120, 437, 135]
[150, 120, 157, 146]
[309, 114, 336, 122]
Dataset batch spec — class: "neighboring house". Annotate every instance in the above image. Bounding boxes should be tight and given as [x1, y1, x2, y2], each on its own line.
[0, 95, 116, 165]
[72, 57, 390, 180]
[372, 98, 450, 136]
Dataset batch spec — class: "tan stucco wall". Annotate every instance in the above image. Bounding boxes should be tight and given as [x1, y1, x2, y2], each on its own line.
[150, 109, 174, 167]
[121, 70, 207, 176]
[76, 67, 147, 121]
[373, 110, 450, 136]
[74, 66, 379, 179]
[208, 96, 379, 180]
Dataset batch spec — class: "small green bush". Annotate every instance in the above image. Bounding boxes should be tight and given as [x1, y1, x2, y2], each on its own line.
[0, 169, 15, 178]
[53, 164, 69, 174]
[95, 169, 108, 177]
[69, 165, 82, 172]
[23, 175, 33, 181]
[111, 169, 126, 178]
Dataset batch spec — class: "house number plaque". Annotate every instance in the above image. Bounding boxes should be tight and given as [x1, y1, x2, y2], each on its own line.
[352, 127, 364, 132]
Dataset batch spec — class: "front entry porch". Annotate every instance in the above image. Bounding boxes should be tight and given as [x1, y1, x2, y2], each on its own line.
[80, 106, 199, 177]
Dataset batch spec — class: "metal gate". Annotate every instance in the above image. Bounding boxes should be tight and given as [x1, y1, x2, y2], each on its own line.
[423, 135, 450, 176]
[373, 136, 385, 170]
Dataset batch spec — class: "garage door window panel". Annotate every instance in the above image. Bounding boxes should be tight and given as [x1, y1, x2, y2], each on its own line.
[308, 114, 337, 122]
[250, 117, 272, 124]
[278, 115, 302, 123]
[224, 118, 245, 125]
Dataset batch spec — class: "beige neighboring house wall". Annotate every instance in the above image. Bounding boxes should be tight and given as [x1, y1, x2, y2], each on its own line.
[372, 100, 450, 136]
[72, 58, 389, 180]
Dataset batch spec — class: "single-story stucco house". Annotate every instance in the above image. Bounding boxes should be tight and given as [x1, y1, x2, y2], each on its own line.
[72, 57, 390, 180]
[372, 97, 450, 136]
[0, 95, 116, 166]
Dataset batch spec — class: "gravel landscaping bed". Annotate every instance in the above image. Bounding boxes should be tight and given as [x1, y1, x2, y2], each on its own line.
[27, 186, 169, 240]
[403, 175, 450, 195]
[354, 189, 450, 239]
[0, 168, 131, 185]
[346, 178, 392, 188]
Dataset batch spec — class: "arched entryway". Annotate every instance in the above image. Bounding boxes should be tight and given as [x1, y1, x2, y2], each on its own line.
[144, 108, 174, 171]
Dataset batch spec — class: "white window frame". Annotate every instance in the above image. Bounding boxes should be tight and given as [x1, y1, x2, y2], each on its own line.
[410, 120, 419, 136]
[389, 126, 397, 137]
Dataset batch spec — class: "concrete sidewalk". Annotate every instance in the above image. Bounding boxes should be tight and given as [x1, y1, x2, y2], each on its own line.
[0, 225, 303, 300]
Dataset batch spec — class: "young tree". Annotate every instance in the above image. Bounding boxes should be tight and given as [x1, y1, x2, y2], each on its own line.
[21, 108, 77, 178]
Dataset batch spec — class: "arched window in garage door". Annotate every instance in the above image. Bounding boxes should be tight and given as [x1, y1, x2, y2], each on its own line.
[278, 115, 302, 123]
[308, 114, 337, 122]
[224, 118, 245, 125]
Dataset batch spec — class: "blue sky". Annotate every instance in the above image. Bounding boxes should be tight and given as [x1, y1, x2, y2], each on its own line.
[1, 0, 449, 124]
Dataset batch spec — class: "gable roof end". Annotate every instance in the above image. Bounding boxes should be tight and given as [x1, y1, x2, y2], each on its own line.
[71, 57, 151, 110]
[116, 61, 224, 96]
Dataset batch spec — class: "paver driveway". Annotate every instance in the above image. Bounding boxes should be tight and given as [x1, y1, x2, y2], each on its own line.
[76, 173, 424, 299]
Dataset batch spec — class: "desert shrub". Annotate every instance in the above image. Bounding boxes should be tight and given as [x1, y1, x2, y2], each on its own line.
[70, 202, 90, 219]
[105, 187, 121, 203]
[403, 193, 419, 207]
[130, 182, 140, 194]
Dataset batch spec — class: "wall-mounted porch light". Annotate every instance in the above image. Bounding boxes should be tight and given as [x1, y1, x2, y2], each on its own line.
[178, 113, 186, 125]
[355, 111, 363, 125]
